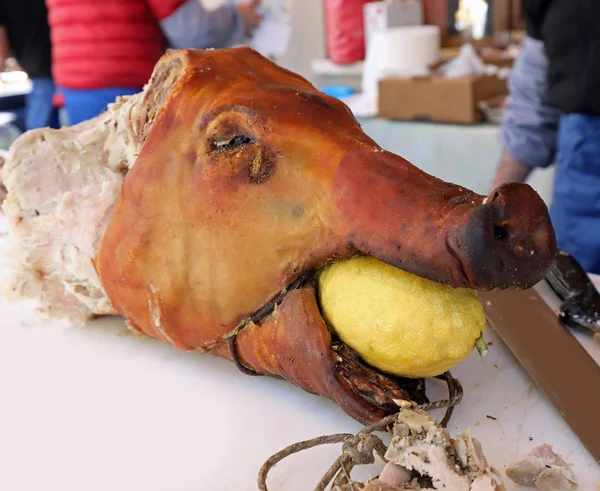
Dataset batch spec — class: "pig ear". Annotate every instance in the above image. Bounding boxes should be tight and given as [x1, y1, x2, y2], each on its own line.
[136, 50, 199, 145]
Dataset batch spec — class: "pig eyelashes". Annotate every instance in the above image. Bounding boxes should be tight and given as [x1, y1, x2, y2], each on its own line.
[210, 134, 253, 151]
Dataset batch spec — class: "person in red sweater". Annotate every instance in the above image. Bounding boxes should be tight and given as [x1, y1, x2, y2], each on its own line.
[46, 0, 261, 124]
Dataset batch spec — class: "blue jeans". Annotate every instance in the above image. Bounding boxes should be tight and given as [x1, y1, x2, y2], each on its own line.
[26, 78, 60, 130]
[551, 114, 600, 274]
[60, 87, 142, 125]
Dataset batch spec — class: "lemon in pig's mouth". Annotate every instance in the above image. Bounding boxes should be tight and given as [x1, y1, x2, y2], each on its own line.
[318, 256, 486, 378]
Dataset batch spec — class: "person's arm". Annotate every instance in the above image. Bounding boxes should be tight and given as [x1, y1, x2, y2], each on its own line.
[491, 150, 533, 190]
[491, 36, 561, 190]
[0, 26, 9, 70]
[155, 0, 260, 51]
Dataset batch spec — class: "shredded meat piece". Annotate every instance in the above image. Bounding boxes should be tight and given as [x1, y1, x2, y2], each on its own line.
[506, 444, 577, 491]
[334, 409, 505, 490]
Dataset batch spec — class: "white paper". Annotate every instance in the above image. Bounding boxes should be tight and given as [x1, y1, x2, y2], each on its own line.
[438, 43, 512, 79]
[340, 93, 378, 119]
[249, 0, 292, 57]
[362, 26, 440, 96]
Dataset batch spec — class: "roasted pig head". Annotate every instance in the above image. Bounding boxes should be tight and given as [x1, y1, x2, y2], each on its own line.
[95, 48, 556, 423]
[4, 48, 556, 425]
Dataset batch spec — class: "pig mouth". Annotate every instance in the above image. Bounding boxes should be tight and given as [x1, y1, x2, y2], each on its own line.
[231, 258, 468, 417]
[445, 239, 473, 286]
[330, 340, 434, 414]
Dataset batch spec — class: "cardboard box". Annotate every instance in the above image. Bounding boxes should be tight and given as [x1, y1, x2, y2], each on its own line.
[378, 74, 508, 124]
[364, 0, 424, 48]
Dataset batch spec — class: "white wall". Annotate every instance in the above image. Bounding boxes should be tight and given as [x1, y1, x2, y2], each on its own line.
[274, 0, 325, 84]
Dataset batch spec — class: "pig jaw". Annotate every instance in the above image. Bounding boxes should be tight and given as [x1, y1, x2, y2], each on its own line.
[225, 284, 430, 425]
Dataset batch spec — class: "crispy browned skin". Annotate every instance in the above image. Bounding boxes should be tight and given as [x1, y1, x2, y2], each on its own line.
[95, 48, 556, 423]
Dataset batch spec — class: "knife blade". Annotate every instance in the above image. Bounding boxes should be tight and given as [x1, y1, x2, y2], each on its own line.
[545, 251, 600, 334]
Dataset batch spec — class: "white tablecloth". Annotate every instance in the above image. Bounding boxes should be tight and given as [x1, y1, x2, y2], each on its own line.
[0, 220, 598, 490]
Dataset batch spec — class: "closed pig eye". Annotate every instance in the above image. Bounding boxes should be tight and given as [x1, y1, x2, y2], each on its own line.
[211, 135, 253, 151]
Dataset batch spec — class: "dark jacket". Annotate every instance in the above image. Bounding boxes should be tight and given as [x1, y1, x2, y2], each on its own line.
[524, 0, 600, 116]
[0, 0, 52, 79]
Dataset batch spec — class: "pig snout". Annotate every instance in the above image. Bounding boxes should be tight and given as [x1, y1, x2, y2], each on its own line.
[448, 182, 557, 290]
[332, 148, 556, 290]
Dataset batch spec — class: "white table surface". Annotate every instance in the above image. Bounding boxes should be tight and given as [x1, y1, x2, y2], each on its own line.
[0, 213, 598, 491]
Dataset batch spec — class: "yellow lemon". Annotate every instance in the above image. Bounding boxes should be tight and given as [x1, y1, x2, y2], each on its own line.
[318, 256, 485, 378]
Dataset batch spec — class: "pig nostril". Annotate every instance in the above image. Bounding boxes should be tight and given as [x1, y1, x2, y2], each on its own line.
[494, 225, 508, 241]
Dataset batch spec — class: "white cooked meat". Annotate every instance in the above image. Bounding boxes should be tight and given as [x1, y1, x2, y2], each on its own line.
[1, 92, 144, 322]
[378, 462, 413, 487]
[0, 155, 7, 206]
[506, 444, 577, 491]
[343, 409, 505, 491]
[382, 410, 504, 490]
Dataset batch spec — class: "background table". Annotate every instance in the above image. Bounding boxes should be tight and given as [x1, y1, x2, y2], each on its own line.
[361, 119, 556, 206]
